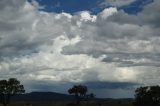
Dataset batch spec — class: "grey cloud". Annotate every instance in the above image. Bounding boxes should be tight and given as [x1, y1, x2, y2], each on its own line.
[0, 0, 25, 10]
[107, 0, 160, 28]
[62, 0, 160, 69]
[0, 1, 74, 58]
[102, 53, 160, 67]
[63, 43, 160, 67]
[100, 0, 136, 7]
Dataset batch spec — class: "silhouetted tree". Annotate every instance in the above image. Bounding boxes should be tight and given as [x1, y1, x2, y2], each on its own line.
[87, 93, 95, 100]
[68, 85, 88, 104]
[134, 85, 160, 106]
[0, 78, 25, 106]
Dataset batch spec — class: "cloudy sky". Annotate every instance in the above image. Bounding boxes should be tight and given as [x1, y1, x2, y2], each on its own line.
[0, 0, 160, 98]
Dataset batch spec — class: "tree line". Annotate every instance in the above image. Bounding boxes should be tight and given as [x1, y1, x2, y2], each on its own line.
[0, 78, 160, 106]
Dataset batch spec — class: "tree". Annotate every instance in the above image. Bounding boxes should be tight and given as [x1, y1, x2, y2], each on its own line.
[68, 85, 88, 104]
[0, 78, 25, 106]
[87, 93, 95, 101]
[134, 85, 160, 106]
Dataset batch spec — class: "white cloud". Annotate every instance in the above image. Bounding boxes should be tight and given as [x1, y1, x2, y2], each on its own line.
[79, 11, 97, 22]
[99, 7, 118, 19]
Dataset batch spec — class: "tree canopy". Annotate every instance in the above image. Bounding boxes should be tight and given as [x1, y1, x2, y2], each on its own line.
[68, 85, 88, 104]
[0, 78, 25, 106]
[134, 85, 160, 106]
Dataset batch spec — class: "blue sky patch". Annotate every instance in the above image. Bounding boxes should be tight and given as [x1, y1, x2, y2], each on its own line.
[29, 0, 153, 15]
[120, 0, 153, 14]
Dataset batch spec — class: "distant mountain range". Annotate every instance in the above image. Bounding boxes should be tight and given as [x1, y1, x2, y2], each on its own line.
[11, 92, 133, 102]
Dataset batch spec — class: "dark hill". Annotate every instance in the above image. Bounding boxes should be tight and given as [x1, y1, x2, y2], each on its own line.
[11, 92, 74, 102]
[10, 92, 134, 102]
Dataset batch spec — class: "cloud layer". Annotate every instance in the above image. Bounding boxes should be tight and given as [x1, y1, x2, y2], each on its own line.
[101, 0, 136, 7]
[0, 0, 160, 98]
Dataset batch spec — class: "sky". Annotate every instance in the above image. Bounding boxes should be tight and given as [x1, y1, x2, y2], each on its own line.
[0, 0, 160, 98]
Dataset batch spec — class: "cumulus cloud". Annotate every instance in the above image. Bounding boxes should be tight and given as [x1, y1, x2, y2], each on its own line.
[79, 11, 97, 22]
[0, 0, 160, 98]
[99, 7, 118, 19]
